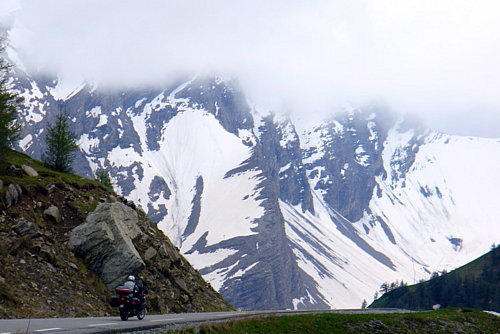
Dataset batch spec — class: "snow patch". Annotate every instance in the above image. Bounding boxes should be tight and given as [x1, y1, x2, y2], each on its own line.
[19, 134, 32, 151]
[48, 79, 85, 101]
[186, 248, 238, 270]
[231, 262, 258, 279]
[96, 114, 108, 127]
[78, 134, 100, 155]
[86, 106, 102, 118]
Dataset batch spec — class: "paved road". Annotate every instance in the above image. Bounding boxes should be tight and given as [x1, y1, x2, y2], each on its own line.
[0, 309, 412, 334]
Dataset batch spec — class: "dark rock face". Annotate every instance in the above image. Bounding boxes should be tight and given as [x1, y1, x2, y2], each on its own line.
[69, 203, 146, 289]
[258, 116, 314, 214]
[148, 176, 171, 202]
[304, 110, 396, 222]
[175, 96, 326, 310]
[176, 77, 254, 135]
[183, 176, 203, 239]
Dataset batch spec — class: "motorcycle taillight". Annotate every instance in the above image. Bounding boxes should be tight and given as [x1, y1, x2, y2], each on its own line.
[131, 301, 136, 305]
[121, 297, 125, 301]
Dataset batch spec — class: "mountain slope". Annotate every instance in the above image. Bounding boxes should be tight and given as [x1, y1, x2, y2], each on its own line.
[0, 149, 232, 318]
[9, 65, 500, 310]
[369, 245, 500, 311]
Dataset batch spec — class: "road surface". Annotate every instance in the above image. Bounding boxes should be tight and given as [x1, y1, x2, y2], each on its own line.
[0, 308, 412, 334]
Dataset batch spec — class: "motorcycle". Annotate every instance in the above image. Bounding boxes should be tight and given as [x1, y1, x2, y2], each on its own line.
[110, 286, 147, 321]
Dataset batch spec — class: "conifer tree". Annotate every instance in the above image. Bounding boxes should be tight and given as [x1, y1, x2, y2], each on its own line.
[43, 113, 78, 172]
[361, 299, 367, 309]
[379, 282, 389, 294]
[0, 51, 22, 159]
[95, 168, 113, 189]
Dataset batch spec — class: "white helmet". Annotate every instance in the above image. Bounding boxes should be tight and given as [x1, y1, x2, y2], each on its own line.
[128, 275, 135, 281]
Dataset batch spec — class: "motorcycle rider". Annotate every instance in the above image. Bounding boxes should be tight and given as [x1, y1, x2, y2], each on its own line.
[123, 275, 137, 292]
[123, 275, 147, 303]
[114, 275, 147, 321]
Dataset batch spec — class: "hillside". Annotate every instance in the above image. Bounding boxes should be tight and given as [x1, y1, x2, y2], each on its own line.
[0, 149, 232, 318]
[369, 245, 500, 311]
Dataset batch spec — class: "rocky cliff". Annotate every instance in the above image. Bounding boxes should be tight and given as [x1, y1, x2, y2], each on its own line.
[0, 149, 232, 319]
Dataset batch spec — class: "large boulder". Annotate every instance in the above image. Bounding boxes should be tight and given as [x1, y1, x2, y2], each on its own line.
[4, 184, 21, 207]
[69, 202, 145, 289]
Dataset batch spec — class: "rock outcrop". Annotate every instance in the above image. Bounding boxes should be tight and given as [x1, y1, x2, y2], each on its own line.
[69, 203, 145, 289]
[0, 150, 232, 318]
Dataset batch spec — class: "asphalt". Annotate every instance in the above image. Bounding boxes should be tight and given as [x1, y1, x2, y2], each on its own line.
[0, 308, 413, 334]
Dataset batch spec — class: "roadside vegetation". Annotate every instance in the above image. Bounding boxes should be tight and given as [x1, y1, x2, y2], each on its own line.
[165, 308, 499, 334]
[370, 245, 500, 311]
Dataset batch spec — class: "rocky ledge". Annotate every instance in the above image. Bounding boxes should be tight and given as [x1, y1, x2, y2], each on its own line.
[0, 150, 232, 318]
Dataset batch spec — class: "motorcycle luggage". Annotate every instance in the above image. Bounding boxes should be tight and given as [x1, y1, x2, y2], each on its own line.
[115, 286, 132, 295]
[130, 297, 141, 306]
[109, 295, 121, 307]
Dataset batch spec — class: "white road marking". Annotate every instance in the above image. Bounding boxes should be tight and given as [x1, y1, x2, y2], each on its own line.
[88, 322, 118, 327]
[0, 332, 12, 334]
[150, 317, 185, 322]
[34, 329, 62, 332]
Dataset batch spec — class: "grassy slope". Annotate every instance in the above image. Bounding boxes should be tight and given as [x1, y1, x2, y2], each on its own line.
[165, 308, 499, 334]
[369, 246, 500, 311]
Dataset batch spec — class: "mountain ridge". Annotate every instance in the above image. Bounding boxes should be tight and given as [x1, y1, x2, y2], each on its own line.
[9, 66, 500, 310]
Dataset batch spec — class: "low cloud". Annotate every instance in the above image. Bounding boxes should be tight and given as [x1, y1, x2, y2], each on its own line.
[3, 0, 500, 136]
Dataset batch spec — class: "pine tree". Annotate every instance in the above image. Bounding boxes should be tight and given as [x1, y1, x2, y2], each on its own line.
[379, 282, 389, 294]
[0, 50, 22, 159]
[95, 168, 113, 189]
[43, 113, 78, 172]
[361, 299, 367, 309]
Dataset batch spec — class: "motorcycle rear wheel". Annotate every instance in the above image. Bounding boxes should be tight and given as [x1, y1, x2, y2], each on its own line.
[120, 309, 129, 321]
[137, 305, 146, 320]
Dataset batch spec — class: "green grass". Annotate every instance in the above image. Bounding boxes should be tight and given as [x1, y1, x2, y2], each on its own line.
[1, 148, 112, 218]
[1, 149, 102, 188]
[166, 309, 499, 334]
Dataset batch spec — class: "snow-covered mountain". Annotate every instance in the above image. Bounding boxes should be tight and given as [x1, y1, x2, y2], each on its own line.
[10, 65, 500, 310]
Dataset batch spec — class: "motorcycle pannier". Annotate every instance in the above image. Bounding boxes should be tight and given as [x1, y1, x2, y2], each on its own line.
[109, 295, 121, 307]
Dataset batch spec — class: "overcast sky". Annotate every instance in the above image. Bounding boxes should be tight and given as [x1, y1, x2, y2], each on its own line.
[1, 0, 500, 137]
